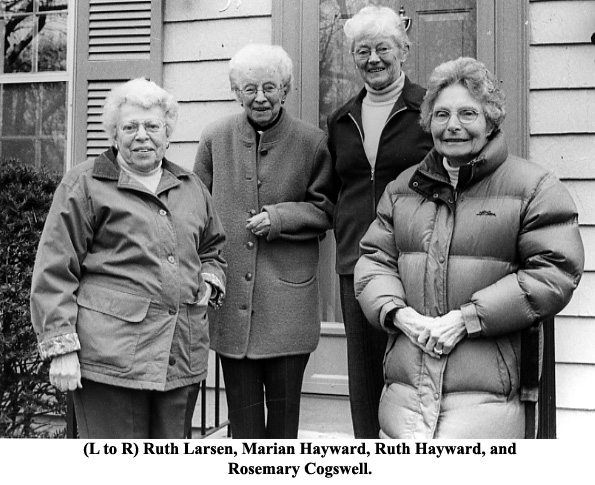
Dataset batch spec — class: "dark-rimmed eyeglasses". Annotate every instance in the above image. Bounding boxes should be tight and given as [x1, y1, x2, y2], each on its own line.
[118, 119, 166, 135]
[432, 109, 481, 125]
[351, 46, 394, 61]
[237, 84, 282, 98]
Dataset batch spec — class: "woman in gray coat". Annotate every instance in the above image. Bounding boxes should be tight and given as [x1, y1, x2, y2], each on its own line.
[194, 44, 335, 438]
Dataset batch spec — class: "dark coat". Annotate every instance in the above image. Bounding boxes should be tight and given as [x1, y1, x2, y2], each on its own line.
[195, 109, 334, 358]
[354, 132, 584, 438]
[327, 76, 433, 274]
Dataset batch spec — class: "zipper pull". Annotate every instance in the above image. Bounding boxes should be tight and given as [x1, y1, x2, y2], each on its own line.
[371, 167, 375, 181]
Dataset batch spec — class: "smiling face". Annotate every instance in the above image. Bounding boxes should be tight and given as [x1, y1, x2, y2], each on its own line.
[115, 103, 168, 172]
[353, 35, 407, 90]
[236, 65, 286, 128]
[430, 83, 491, 167]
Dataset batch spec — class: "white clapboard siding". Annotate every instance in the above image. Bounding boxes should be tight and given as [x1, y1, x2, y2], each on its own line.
[529, 135, 595, 179]
[564, 180, 595, 225]
[172, 101, 242, 143]
[556, 317, 595, 364]
[165, 0, 272, 22]
[556, 363, 595, 410]
[530, 0, 595, 45]
[164, 62, 235, 102]
[531, 45, 595, 90]
[164, 17, 272, 63]
[530, 90, 595, 135]
[559, 272, 595, 318]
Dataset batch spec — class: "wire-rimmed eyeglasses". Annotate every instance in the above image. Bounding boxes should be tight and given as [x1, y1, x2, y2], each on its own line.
[237, 83, 283, 98]
[351, 46, 394, 61]
[432, 109, 481, 125]
[118, 119, 166, 135]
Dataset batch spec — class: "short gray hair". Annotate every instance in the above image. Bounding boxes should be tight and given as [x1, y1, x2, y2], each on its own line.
[228, 44, 294, 92]
[420, 57, 506, 133]
[102, 78, 179, 144]
[343, 6, 411, 51]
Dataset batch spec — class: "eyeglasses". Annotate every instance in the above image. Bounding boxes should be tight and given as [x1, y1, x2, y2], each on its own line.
[351, 46, 394, 61]
[118, 119, 166, 135]
[237, 84, 282, 98]
[432, 109, 481, 125]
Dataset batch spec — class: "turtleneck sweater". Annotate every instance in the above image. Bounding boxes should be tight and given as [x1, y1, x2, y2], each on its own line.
[442, 156, 460, 189]
[117, 152, 163, 194]
[361, 72, 405, 168]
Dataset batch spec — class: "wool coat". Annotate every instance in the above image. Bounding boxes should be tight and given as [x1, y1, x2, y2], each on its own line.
[327, 76, 434, 275]
[194, 109, 334, 358]
[30, 148, 227, 391]
[354, 132, 584, 438]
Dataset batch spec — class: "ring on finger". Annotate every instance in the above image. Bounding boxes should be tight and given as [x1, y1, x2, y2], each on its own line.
[434, 348, 443, 355]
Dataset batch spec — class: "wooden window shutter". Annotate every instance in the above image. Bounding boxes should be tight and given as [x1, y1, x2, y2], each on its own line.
[72, 0, 163, 165]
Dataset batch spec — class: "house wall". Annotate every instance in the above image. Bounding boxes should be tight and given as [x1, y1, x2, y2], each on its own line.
[163, 0, 273, 170]
[529, 0, 595, 437]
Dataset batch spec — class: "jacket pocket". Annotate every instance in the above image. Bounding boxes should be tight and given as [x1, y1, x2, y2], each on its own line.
[187, 299, 209, 372]
[76, 284, 151, 372]
[278, 274, 317, 288]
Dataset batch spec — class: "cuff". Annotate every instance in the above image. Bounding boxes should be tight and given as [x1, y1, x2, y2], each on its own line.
[379, 300, 403, 333]
[202, 273, 225, 309]
[262, 205, 281, 241]
[461, 302, 482, 338]
[38, 333, 81, 360]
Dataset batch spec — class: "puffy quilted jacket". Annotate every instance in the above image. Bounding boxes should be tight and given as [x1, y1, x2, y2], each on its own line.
[354, 132, 584, 438]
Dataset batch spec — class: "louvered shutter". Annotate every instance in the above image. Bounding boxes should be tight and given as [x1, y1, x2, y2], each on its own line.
[72, 0, 163, 165]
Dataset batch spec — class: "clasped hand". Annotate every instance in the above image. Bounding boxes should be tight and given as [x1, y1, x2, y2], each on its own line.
[391, 307, 466, 359]
[246, 211, 271, 237]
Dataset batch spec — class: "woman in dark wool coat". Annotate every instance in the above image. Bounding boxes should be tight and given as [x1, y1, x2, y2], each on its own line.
[194, 43, 334, 439]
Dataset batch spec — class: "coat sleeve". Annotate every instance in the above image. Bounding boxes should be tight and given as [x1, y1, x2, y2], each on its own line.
[193, 131, 213, 192]
[30, 177, 92, 360]
[194, 176, 227, 308]
[462, 172, 585, 338]
[354, 187, 407, 332]
[263, 135, 335, 241]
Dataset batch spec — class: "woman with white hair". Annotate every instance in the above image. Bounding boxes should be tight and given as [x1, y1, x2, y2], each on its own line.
[31, 78, 227, 438]
[327, 6, 433, 438]
[195, 44, 334, 438]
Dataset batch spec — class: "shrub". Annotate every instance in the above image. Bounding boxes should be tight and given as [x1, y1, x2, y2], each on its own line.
[0, 159, 66, 437]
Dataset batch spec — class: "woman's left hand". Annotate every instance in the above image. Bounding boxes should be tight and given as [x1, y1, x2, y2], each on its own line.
[246, 211, 271, 237]
[417, 310, 467, 358]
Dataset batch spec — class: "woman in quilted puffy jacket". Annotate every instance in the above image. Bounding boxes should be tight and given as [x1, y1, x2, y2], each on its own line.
[354, 57, 584, 438]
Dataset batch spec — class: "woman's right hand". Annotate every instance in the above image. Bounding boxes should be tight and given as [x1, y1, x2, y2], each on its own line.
[49, 352, 82, 392]
[391, 307, 440, 359]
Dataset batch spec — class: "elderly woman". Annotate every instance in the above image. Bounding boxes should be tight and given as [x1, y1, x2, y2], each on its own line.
[194, 44, 334, 439]
[327, 6, 433, 438]
[354, 57, 584, 438]
[30, 78, 226, 439]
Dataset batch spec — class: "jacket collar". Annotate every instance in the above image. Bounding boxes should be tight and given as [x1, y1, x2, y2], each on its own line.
[410, 131, 509, 197]
[334, 75, 423, 124]
[235, 107, 293, 145]
[92, 146, 189, 181]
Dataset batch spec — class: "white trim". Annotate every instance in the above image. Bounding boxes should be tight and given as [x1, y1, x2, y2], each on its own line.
[0, 72, 68, 83]
[66, 0, 76, 169]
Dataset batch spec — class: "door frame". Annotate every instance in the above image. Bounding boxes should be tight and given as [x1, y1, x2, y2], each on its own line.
[272, 0, 528, 158]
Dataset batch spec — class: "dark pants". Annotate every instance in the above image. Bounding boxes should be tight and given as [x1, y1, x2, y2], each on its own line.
[220, 353, 310, 439]
[73, 378, 200, 439]
[340, 274, 388, 439]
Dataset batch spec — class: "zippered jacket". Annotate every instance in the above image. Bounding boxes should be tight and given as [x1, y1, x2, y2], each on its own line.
[354, 132, 584, 438]
[327, 76, 433, 275]
[30, 148, 227, 391]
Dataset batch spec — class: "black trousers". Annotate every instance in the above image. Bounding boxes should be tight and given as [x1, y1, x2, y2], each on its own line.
[220, 353, 310, 439]
[340, 274, 387, 439]
[72, 378, 200, 439]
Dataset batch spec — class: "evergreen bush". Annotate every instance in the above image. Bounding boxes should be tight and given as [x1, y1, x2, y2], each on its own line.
[0, 159, 66, 437]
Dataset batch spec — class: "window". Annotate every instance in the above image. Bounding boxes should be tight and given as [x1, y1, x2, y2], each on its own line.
[0, 0, 69, 173]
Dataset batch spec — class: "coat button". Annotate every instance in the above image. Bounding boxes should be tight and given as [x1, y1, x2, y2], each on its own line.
[412, 181, 419, 187]
[439, 256, 445, 263]
[433, 193, 439, 199]
[169, 356, 176, 366]
[434, 393, 439, 400]
[257, 180, 262, 187]
[260, 149, 268, 156]
[245, 272, 253, 281]
[159, 209, 167, 216]
[249, 209, 257, 216]
[246, 241, 254, 249]
[240, 304, 248, 310]
[167, 255, 175, 264]
[169, 308, 177, 315]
